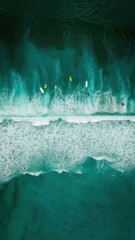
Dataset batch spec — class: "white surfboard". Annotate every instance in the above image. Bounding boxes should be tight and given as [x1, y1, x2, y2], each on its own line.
[39, 87, 44, 94]
[85, 81, 88, 88]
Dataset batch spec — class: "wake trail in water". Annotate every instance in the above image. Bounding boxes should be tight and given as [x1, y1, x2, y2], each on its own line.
[0, 41, 135, 115]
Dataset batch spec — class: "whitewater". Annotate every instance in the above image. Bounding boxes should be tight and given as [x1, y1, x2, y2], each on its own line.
[0, 39, 134, 185]
[0, 1, 135, 239]
[0, 116, 134, 183]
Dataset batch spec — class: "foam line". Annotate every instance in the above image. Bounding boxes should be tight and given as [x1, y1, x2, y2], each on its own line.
[0, 115, 135, 126]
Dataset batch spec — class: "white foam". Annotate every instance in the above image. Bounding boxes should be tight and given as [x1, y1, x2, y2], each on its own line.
[0, 119, 134, 183]
[0, 115, 135, 126]
[0, 90, 134, 117]
[23, 171, 44, 176]
[63, 115, 135, 123]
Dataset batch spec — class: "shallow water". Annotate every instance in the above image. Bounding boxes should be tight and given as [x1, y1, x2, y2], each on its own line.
[0, 118, 135, 182]
[0, 117, 135, 239]
[1, 158, 135, 240]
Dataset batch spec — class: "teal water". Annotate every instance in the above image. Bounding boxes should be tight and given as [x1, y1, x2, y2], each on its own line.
[0, 158, 135, 240]
[0, 118, 135, 239]
[0, 2, 135, 115]
[0, 41, 135, 115]
[0, 0, 135, 239]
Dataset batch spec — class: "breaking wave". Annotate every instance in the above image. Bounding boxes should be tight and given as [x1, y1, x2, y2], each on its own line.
[0, 41, 135, 116]
[0, 118, 134, 182]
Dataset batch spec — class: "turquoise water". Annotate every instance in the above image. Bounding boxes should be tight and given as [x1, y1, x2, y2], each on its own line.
[0, 118, 135, 240]
[1, 158, 135, 240]
[0, 42, 135, 115]
[0, 34, 135, 114]
[0, 0, 135, 239]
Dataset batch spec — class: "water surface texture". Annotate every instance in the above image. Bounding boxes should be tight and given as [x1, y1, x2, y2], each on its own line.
[0, 0, 135, 240]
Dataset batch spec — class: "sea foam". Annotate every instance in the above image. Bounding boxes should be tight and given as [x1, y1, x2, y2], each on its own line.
[0, 118, 134, 183]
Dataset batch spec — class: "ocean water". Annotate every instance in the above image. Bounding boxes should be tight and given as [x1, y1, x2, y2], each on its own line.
[1, 158, 135, 240]
[0, 0, 135, 239]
